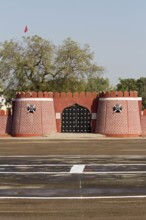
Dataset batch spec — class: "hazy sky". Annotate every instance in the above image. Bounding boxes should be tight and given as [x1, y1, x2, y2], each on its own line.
[0, 0, 146, 85]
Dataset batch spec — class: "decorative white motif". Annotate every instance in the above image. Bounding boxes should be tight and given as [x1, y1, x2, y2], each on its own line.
[113, 104, 122, 113]
[26, 104, 36, 113]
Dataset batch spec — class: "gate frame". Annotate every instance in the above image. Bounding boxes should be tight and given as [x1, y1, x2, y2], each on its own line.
[61, 103, 91, 133]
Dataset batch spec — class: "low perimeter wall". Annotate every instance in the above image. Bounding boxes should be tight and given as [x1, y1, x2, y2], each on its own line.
[141, 110, 146, 136]
[0, 110, 12, 136]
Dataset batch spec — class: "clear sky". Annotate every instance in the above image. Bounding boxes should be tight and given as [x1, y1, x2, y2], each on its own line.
[0, 0, 146, 86]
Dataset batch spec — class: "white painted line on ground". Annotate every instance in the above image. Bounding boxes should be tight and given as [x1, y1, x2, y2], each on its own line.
[83, 171, 146, 174]
[0, 164, 71, 167]
[0, 163, 146, 167]
[0, 155, 90, 157]
[87, 164, 146, 166]
[0, 156, 71, 158]
[0, 155, 145, 158]
[0, 171, 146, 175]
[0, 172, 69, 174]
[0, 195, 146, 200]
[70, 165, 85, 173]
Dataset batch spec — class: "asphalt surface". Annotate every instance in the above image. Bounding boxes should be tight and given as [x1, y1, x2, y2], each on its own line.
[0, 137, 146, 156]
[0, 156, 146, 197]
[0, 137, 146, 219]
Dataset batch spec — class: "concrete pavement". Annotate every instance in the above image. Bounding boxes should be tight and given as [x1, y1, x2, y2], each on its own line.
[0, 132, 146, 140]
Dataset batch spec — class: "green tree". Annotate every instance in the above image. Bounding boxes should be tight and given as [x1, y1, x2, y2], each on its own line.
[0, 36, 104, 99]
[137, 77, 146, 109]
[48, 38, 104, 92]
[47, 78, 86, 93]
[116, 77, 146, 109]
[116, 78, 138, 91]
[0, 36, 54, 100]
[85, 77, 111, 92]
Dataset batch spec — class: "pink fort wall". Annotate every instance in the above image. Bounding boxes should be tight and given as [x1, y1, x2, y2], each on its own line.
[0, 110, 12, 136]
[11, 92, 57, 137]
[95, 91, 142, 137]
[0, 90, 146, 137]
[141, 110, 146, 136]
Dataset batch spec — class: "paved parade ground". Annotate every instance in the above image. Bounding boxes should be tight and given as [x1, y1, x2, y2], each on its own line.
[0, 135, 146, 219]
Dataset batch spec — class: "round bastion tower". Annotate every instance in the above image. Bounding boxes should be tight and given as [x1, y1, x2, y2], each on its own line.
[11, 91, 57, 137]
[95, 91, 142, 137]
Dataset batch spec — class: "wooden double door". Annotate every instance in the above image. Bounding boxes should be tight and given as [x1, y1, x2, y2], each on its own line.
[61, 103, 91, 133]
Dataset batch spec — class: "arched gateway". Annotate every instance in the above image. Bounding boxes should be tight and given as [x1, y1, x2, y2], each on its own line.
[61, 103, 91, 133]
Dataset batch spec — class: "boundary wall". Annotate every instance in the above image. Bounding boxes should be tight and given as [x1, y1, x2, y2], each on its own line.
[141, 109, 146, 136]
[0, 90, 146, 137]
[0, 110, 12, 136]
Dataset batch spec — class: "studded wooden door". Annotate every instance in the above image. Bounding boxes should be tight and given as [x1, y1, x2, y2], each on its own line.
[61, 103, 91, 133]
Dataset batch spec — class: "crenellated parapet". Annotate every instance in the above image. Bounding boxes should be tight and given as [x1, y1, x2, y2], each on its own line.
[16, 91, 54, 98]
[0, 110, 11, 116]
[53, 91, 98, 98]
[98, 90, 138, 98]
[15, 91, 99, 99]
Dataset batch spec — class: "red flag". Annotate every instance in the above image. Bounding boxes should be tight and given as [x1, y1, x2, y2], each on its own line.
[24, 25, 28, 33]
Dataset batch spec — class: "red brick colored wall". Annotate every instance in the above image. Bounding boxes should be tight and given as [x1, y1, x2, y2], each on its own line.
[53, 92, 98, 132]
[141, 109, 146, 136]
[96, 91, 142, 137]
[11, 92, 57, 137]
[1, 90, 145, 137]
[0, 110, 12, 136]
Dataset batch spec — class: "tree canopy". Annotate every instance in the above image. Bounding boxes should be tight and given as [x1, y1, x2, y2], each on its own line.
[116, 77, 146, 109]
[0, 36, 110, 100]
[116, 78, 138, 91]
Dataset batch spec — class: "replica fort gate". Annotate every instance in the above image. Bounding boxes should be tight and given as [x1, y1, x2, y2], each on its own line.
[0, 91, 146, 137]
